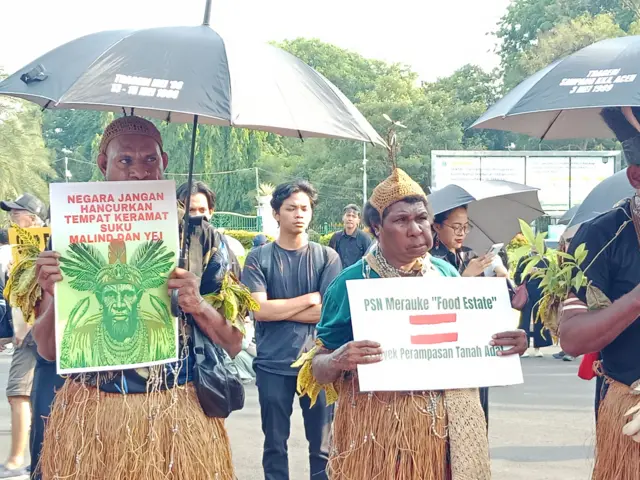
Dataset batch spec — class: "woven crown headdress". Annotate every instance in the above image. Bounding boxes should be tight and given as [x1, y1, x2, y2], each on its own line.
[60, 240, 174, 292]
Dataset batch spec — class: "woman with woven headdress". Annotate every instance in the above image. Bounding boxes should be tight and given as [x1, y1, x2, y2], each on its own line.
[295, 167, 527, 479]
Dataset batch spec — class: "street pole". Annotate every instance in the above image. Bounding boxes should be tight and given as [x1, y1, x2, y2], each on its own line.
[255, 167, 260, 196]
[65, 156, 69, 182]
[362, 143, 367, 209]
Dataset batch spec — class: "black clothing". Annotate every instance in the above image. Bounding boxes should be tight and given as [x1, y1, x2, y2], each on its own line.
[514, 257, 553, 348]
[255, 367, 330, 480]
[569, 200, 640, 386]
[242, 242, 341, 376]
[328, 229, 372, 269]
[430, 243, 476, 274]
[242, 242, 340, 480]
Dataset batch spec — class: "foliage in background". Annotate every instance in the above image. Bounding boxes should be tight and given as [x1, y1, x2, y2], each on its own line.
[514, 219, 589, 338]
[224, 230, 275, 250]
[319, 232, 335, 246]
[0, 69, 55, 208]
[7, 2, 640, 226]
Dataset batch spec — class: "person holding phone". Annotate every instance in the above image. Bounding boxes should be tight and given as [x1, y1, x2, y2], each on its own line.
[430, 205, 514, 429]
[430, 206, 507, 278]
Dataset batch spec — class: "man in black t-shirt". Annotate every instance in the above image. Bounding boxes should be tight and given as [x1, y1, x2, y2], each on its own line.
[560, 107, 640, 480]
[242, 180, 341, 480]
[329, 204, 372, 269]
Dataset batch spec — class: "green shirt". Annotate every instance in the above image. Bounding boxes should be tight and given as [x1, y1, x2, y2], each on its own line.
[317, 256, 459, 350]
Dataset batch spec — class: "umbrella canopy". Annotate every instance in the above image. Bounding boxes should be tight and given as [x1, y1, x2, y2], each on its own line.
[0, 1, 386, 314]
[471, 36, 640, 140]
[558, 204, 580, 225]
[563, 169, 635, 239]
[428, 180, 545, 252]
[0, 26, 385, 146]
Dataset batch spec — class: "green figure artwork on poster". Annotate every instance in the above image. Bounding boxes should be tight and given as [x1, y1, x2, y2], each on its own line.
[49, 180, 180, 374]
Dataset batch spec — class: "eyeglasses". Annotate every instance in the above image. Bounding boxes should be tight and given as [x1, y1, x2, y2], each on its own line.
[443, 223, 473, 235]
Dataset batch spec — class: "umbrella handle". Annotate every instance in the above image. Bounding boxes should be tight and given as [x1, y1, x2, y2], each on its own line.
[173, 115, 199, 318]
[171, 289, 181, 317]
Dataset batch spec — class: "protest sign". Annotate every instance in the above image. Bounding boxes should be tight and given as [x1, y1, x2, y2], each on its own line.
[346, 276, 523, 392]
[50, 180, 180, 374]
[8, 226, 50, 264]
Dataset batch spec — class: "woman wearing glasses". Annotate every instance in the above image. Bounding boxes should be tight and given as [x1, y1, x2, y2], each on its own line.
[430, 204, 510, 429]
[430, 206, 504, 277]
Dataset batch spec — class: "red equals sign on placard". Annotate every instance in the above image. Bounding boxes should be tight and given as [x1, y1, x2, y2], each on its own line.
[409, 313, 458, 345]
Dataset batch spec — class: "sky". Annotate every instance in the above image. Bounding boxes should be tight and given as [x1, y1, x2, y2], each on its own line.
[0, 0, 511, 82]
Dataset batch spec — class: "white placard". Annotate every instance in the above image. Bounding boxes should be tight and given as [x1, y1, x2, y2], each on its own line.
[346, 276, 523, 392]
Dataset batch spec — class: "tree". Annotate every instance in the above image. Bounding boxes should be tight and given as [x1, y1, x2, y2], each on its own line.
[42, 110, 112, 182]
[519, 13, 625, 75]
[0, 101, 55, 209]
[495, 0, 640, 88]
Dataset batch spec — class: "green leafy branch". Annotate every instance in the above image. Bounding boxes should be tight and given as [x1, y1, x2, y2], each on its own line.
[202, 272, 260, 335]
[514, 219, 589, 337]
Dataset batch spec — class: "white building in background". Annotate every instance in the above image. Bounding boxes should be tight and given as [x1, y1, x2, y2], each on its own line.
[430, 150, 623, 217]
[256, 194, 279, 239]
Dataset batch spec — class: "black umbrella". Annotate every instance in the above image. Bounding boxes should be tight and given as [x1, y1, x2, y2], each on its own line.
[558, 204, 580, 225]
[0, 0, 386, 313]
[471, 36, 640, 140]
[0, 0, 385, 263]
[564, 168, 635, 238]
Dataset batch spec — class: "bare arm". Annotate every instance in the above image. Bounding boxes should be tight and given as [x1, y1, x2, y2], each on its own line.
[251, 291, 320, 322]
[32, 293, 56, 361]
[311, 340, 383, 385]
[288, 304, 322, 324]
[33, 251, 63, 361]
[169, 268, 244, 357]
[192, 302, 243, 357]
[312, 347, 342, 384]
[559, 291, 640, 357]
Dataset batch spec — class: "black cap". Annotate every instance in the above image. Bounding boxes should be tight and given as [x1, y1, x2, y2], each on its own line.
[252, 234, 268, 247]
[0, 193, 46, 220]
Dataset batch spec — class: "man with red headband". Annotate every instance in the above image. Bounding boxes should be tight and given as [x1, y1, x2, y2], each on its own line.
[29, 116, 243, 480]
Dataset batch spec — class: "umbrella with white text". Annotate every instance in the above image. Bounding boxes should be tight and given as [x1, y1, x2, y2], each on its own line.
[471, 36, 640, 140]
[0, 0, 386, 314]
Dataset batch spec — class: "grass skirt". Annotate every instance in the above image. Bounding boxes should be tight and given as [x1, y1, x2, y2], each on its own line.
[38, 379, 234, 480]
[593, 378, 640, 480]
[329, 375, 450, 480]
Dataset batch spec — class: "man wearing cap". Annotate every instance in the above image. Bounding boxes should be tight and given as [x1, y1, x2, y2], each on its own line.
[28, 115, 242, 480]
[328, 204, 372, 269]
[560, 107, 640, 479]
[0, 194, 46, 230]
[252, 233, 268, 250]
[0, 193, 46, 478]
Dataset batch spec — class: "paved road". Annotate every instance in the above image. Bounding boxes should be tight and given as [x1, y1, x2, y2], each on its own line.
[0, 347, 595, 479]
